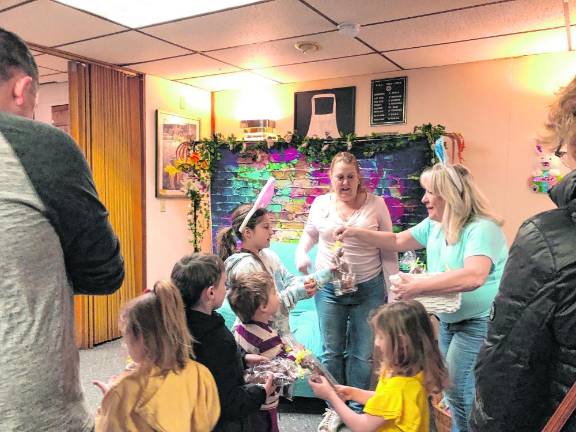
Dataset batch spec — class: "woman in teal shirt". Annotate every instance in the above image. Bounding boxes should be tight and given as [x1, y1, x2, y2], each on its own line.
[336, 163, 508, 432]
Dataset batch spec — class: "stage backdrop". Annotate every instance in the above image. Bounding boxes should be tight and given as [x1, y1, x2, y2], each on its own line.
[210, 139, 430, 268]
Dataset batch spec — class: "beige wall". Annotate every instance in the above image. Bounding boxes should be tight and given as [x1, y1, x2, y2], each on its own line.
[145, 75, 212, 289]
[214, 51, 576, 243]
[36, 81, 68, 125]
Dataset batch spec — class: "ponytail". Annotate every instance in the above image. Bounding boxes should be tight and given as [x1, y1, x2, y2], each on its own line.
[216, 203, 269, 261]
[216, 226, 237, 262]
[121, 280, 193, 372]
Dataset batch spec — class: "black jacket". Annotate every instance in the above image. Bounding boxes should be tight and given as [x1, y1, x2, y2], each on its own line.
[186, 310, 266, 432]
[471, 171, 576, 431]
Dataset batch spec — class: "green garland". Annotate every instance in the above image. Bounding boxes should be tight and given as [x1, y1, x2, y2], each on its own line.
[195, 123, 444, 177]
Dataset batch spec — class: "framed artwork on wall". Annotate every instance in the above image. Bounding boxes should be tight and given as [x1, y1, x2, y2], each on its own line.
[294, 86, 355, 138]
[156, 110, 200, 198]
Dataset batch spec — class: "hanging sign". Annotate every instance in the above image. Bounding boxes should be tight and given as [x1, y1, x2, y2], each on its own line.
[371, 77, 406, 125]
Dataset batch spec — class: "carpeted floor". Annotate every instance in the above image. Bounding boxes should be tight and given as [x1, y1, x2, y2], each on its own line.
[79, 339, 329, 431]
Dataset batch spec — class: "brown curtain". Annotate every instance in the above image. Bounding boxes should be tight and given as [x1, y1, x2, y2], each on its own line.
[69, 61, 145, 348]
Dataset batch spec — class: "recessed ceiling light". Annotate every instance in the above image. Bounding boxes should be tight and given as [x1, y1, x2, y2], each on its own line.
[294, 41, 320, 54]
[56, 0, 261, 28]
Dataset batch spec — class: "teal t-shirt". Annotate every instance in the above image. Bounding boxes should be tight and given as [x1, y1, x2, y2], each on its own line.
[409, 217, 508, 323]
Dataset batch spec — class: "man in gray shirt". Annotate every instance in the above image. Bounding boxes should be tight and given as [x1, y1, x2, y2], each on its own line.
[0, 28, 124, 431]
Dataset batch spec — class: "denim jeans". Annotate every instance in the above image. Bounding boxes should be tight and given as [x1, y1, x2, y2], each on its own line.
[438, 317, 489, 432]
[315, 273, 386, 412]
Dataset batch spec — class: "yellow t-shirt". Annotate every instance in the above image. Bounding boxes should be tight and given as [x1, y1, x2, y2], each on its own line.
[363, 372, 429, 432]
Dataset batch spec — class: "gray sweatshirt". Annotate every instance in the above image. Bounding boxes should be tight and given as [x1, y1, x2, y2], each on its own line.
[0, 112, 124, 431]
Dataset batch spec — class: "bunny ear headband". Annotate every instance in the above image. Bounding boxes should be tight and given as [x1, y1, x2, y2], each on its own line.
[434, 137, 463, 194]
[239, 177, 276, 233]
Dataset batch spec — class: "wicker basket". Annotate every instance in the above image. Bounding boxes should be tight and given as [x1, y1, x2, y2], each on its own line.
[432, 400, 452, 432]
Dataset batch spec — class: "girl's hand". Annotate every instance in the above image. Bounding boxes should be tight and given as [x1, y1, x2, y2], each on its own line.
[335, 384, 356, 401]
[308, 375, 336, 400]
[303, 279, 317, 297]
[245, 354, 269, 366]
[390, 272, 420, 300]
[92, 375, 119, 395]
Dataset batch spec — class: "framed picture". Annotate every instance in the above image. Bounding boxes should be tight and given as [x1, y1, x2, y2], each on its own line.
[294, 86, 355, 138]
[370, 77, 407, 125]
[156, 110, 200, 198]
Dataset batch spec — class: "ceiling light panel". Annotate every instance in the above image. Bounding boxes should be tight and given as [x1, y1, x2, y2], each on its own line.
[56, 0, 262, 28]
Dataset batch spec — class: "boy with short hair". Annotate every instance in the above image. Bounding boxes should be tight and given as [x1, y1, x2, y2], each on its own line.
[171, 253, 273, 432]
[228, 272, 287, 432]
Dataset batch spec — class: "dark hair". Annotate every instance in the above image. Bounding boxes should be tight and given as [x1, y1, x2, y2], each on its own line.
[0, 28, 38, 85]
[370, 301, 449, 394]
[121, 280, 192, 372]
[171, 253, 225, 308]
[228, 272, 274, 323]
[216, 203, 269, 261]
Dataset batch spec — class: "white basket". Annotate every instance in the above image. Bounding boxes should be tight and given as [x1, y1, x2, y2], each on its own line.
[389, 273, 462, 314]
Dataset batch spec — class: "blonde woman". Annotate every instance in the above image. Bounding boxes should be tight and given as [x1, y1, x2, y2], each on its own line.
[471, 79, 576, 431]
[336, 163, 508, 432]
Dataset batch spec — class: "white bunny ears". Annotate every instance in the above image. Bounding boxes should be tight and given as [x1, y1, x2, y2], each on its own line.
[239, 177, 276, 233]
[434, 137, 463, 194]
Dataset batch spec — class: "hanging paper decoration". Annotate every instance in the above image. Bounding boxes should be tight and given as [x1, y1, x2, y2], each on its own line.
[529, 144, 563, 193]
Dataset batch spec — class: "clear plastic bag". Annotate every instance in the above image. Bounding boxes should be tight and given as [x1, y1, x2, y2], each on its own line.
[332, 241, 357, 296]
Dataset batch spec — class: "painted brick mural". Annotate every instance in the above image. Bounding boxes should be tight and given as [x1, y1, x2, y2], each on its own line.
[210, 139, 431, 250]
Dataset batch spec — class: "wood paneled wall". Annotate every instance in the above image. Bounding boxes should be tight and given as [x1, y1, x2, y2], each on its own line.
[69, 61, 145, 348]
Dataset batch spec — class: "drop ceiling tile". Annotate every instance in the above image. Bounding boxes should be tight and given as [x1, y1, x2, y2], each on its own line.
[34, 54, 69, 73]
[59, 31, 190, 64]
[210, 32, 371, 69]
[255, 53, 399, 83]
[178, 71, 278, 91]
[39, 72, 68, 84]
[0, 0, 127, 46]
[0, 0, 31, 11]
[130, 54, 240, 79]
[361, 0, 568, 52]
[387, 27, 570, 69]
[305, 0, 500, 26]
[142, 0, 334, 52]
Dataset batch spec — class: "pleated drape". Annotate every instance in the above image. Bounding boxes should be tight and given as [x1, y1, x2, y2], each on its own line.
[68, 61, 145, 348]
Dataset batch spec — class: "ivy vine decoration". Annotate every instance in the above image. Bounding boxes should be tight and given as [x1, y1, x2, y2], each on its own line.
[165, 138, 212, 251]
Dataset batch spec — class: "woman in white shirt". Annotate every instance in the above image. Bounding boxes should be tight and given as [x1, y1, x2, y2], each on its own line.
[296, 152, 397, 432]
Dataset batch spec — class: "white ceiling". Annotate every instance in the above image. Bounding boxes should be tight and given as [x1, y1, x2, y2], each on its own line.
[0, 0, 574, 91]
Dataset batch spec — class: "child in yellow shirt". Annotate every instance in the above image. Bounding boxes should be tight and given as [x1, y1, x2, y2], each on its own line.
[309, 300, 448, 432]
[93, 281, 220, 432]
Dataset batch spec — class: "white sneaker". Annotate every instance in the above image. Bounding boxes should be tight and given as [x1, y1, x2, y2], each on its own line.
[318, 408, 342, 432]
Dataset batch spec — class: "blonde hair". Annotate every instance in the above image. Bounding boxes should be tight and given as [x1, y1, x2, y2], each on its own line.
[121, 280, 193, 372]
[420, 163, 502, 244]
[228, 272, 274, 323]
[329, 151, 367, 193]
[370, 301, 448, 394]
[540, 76, 576, 158]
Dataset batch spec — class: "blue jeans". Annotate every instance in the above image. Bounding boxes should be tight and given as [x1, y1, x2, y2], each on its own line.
[438, 317, 489, 432]
[315, 273, 386, 412]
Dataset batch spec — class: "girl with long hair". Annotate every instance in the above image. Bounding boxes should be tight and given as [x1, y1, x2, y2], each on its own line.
[309, 300, 448, 432]
[93, 281, 220, 432]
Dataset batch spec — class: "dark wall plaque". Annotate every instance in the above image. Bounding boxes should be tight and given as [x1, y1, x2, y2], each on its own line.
[371, 77, 406, 125]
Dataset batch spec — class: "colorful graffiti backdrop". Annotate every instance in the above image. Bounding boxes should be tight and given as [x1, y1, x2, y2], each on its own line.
[210, 139, 430, 248]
